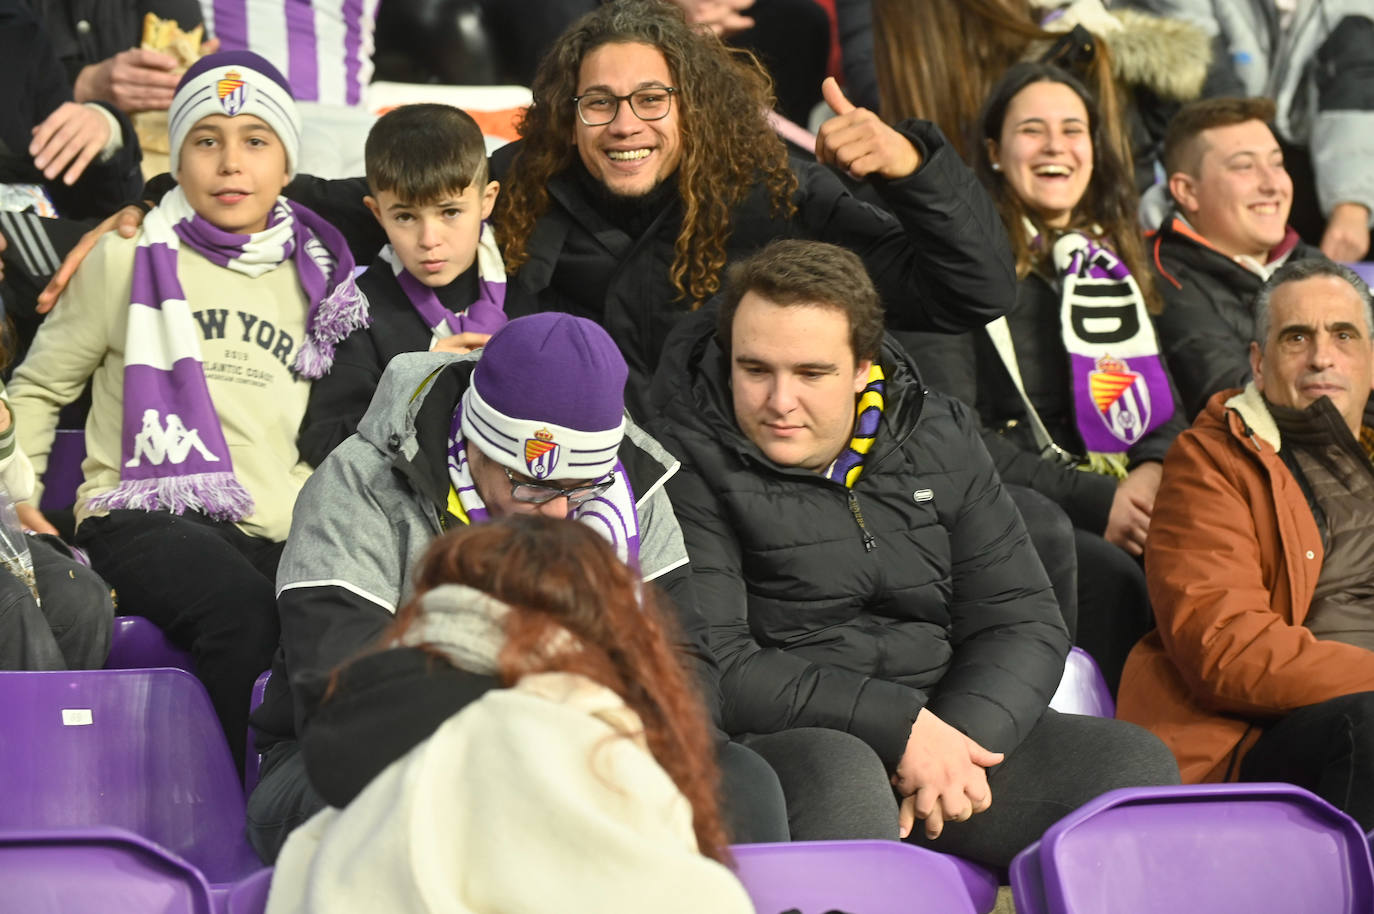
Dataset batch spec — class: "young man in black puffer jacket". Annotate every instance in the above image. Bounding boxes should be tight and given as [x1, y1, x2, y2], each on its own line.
[650, 239, 1179, 868]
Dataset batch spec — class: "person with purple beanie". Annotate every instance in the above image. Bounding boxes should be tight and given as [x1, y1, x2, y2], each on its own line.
[8, 50, 367, 766]
[249, 311, 817, 864]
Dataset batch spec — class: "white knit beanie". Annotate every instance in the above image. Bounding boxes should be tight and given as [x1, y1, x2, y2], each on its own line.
[167, 50, 302, 178]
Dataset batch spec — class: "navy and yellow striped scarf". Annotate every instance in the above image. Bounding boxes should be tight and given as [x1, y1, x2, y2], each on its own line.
[824, 364, 886, 488]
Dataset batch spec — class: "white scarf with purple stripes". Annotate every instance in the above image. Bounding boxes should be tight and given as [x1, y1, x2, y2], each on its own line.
[87, 186, 369, 521]
[378, 221, 508, 340]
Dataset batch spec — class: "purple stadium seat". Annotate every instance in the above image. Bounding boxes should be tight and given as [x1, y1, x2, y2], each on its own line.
[244, 669, 272, 795]
[0, 826, 215, 914]
[1346, 262, 1374, 288]
[730, 839, 998, 914]
[38, 427, 86, 513]
[0, 668, 262, 885]
[1010, 783, 1374, 914]
[106, 615, 197, 673]
[225, 867, 274, 914]
[1047, 647, 1114, 717]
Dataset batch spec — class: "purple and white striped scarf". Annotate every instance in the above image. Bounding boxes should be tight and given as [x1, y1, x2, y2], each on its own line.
[379, 221, 508, 340]
[444, 403, 640, 567]
[87, 186, 369, 521]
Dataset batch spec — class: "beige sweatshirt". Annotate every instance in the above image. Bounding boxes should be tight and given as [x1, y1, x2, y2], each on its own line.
[10, 230, 313, 542]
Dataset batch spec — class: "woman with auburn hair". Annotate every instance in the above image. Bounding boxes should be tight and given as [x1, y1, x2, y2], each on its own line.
[915, 63, 1184, 695]
[266, 515, 750, 914]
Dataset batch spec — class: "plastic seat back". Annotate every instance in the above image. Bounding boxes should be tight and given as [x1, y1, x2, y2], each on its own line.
[244, 668, 272, 794]
[0, 668, 262, 883]
[731, 839, 995, 914]
[226, 867, 274, 914]
[38, 428, 86, 513]
[0, 826, 214, 914]
[1011, 783, 1374, 914]
[1345, 262, 1374, 288]
[105, 615, 197, 673]
[1047, 647, 1114, 717]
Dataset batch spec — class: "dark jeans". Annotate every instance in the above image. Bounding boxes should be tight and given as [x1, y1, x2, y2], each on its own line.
[77, 510, 283, 768]
[1074, 529, 1152, 696]
[1239, 691, 1374, 831]
[247, 735, 792, 864]
[904, 710, 1180, 869]
[0, 534, 113, 670]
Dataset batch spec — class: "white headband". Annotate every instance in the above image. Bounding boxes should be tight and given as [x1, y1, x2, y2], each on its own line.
[460, 383, 625, 481]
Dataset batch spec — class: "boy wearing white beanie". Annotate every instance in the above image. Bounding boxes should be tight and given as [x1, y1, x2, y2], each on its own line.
[8, 50, 368, 766]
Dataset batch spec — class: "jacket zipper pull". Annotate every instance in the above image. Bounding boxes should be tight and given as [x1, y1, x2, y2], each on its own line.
[847, 490, 877, 552]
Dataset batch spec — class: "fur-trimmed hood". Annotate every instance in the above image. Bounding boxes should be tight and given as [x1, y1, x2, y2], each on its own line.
[1031, 0, 1212, 101]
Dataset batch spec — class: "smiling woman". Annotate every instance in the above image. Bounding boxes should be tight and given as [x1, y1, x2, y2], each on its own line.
[975, 63, 1155, 305]
[908, 61, 1185, 691]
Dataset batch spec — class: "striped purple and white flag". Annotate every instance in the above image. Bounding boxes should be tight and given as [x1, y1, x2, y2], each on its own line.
[200, 0, 381, 107]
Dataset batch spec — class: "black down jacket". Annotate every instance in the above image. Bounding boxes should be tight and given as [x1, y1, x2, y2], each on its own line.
[649, 308, 1069, 770]
[1150, 214, 1324, 421]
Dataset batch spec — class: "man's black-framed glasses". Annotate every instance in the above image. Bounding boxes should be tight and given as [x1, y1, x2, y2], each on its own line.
[504, 466, 616, 506]
[572, 87, 678, 126]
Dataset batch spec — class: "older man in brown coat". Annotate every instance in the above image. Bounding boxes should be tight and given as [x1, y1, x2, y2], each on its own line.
[1120, 258, 1374, 827]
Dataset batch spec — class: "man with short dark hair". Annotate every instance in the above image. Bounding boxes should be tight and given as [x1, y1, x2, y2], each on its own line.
[1151, 96, 1325, 419]
[652, 238, 1178, 867]
[1120, 259, 1374, 828]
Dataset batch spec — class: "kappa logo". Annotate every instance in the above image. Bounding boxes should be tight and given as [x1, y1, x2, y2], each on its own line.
[217, 70, 248, 116]
[523, 429, 560, 480]
[1088, 355, 1151, 445]
[125, 409, 220, 468]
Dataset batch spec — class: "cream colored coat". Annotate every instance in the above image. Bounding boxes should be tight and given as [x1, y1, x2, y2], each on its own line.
[266, 672, 755, 914]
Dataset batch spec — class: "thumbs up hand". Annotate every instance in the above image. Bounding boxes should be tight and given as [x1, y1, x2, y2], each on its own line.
[814, 77, 923, 180]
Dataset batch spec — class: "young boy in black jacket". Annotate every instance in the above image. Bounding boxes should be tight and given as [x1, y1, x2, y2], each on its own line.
[297, 104, 504, 465]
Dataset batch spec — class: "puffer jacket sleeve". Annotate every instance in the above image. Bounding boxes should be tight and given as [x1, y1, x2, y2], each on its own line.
[1155, 282, 1255, 420]
[794, 119, 1017, 335]
[1145, 421, 1374, 714]
[1311, 15, 1374, 220]
[664, 461, 927, 770]
[627, 432, 728, 739]
[922, 398, 1070, 755]
[907, 330, 1119, 533]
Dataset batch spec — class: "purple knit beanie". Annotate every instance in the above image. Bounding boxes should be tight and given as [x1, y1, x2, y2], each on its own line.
[461, 313, 628, 480]
[168, 50, 301, 178]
